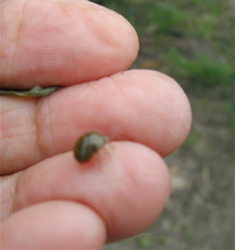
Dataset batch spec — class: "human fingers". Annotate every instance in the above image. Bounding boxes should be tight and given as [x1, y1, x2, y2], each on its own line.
[1, 70, 191, 174]
[12, 142, 170, 242]
[0, 0, 138, 88]
[1, 201, 106, 249]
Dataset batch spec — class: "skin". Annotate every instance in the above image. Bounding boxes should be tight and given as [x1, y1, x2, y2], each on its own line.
[0, 0, 192, 249]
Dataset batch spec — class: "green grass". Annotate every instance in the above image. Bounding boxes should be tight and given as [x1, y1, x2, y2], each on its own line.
[147, 3, 187, 35]
[163, 49, 234, 90]
[99, 0, 234, 88]
[137, 235, 152, 249]
[183, 132, 201, 147]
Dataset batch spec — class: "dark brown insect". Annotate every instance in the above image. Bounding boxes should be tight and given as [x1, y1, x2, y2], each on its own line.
[74, 132, 109, 163]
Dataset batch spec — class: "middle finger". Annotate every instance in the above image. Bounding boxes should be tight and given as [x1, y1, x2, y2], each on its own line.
[1, 69, 191, 173]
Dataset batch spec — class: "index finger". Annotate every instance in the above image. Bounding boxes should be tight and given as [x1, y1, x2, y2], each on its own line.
[0, 0, 139, 88]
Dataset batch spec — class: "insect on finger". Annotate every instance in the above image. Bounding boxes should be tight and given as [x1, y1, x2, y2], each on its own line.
[74, 132, 110, 163]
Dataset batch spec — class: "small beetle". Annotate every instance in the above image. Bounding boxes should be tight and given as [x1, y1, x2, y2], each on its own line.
[74, 131, 109, 163]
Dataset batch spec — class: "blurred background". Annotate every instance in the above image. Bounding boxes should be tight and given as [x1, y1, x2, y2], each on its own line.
[92, 1, 234, 249]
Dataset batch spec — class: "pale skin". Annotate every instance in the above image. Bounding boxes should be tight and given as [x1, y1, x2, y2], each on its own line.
[0, 0, 192, 249]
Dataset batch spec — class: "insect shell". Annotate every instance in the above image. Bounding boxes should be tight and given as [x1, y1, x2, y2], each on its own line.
[74, 132, 109, 163]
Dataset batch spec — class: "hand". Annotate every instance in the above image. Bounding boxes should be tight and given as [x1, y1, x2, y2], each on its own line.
[0, 0, 192, 248]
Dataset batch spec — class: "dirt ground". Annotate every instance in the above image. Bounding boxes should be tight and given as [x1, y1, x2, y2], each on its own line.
[104, 90, 234, 250]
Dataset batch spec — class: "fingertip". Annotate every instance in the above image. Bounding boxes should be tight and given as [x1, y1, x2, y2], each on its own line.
[1, 201, 106, 249]
[109, 69, 192, 155]
[104, 141, 171, 241]
[1, 0, 139, 88]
